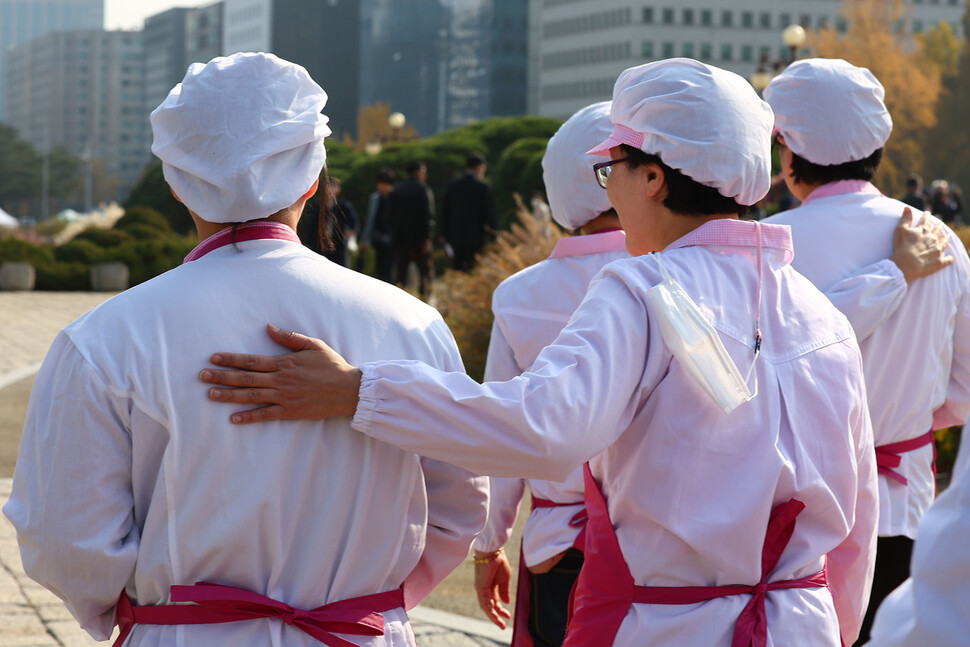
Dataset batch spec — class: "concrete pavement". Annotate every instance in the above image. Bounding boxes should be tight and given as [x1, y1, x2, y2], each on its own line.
[0, 291, 509, 646]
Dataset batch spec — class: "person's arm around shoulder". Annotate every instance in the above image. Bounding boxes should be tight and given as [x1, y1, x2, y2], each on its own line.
[824, 208, 953, 342]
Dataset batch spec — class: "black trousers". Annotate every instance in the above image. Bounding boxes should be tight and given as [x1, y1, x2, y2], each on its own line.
[853, 535, 914, 646]
[528, 548, 584, 647]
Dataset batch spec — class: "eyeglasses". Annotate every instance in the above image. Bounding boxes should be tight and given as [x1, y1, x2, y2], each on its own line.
[592, 157, 629, 189]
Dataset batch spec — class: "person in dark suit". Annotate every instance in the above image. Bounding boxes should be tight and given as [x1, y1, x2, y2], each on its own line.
[440, 153, 497, 272]
[389, 160, 435, 298]
[900, 174, 926, 211]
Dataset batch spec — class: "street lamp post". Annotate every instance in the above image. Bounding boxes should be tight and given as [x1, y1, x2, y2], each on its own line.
[751, 25, 806, 92]
[388, 111, 406, 142]
[782, 25, 807, 63]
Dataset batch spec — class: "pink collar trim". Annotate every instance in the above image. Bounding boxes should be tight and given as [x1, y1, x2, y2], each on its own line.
[665, 219, 794, 264]
[801, 180, 882, 206]
[550, 229, 627, 259]
[184, 221, 301, 263]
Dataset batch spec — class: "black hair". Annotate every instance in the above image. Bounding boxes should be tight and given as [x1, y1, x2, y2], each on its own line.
[775, 135, 883, 186]
[466, 152, 486, 169]
[620, 144, 744, 216]
[376, 168, 396, 185]
[405, 160, 425, 176]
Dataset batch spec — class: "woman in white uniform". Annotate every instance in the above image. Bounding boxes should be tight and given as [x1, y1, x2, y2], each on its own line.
[3, 53, 488, 647]
[202, 59, 879, 645]
[472, 101, 629, 646]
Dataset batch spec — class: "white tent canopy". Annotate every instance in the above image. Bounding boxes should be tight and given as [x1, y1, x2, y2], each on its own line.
[0, 206, 18, 229]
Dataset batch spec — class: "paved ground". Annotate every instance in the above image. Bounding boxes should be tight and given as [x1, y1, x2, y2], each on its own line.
[0, 291, 510, 646]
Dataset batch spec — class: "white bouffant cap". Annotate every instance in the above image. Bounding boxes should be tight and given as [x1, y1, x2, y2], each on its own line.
[764, 58, 892, 165]
[543, 101, 615, 230]
[587, 58, 773, 206]
[151, 52, 331, 224]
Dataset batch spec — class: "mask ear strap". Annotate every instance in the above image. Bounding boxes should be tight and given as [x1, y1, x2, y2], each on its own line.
[743, 221, 763, 392]
[652, 251, 673, 283]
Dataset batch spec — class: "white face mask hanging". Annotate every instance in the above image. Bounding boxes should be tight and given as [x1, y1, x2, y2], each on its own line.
[645, 222, 763, 414]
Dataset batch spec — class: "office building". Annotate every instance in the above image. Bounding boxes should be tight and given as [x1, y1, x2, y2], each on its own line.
[144, 2, 224, 114]
[6, 30, 150, 201]
[529, 0, 966, 119]
[0, 0, 103, 121]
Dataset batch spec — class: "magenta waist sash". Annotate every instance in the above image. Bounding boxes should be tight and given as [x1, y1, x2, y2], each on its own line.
[875, 430, 936, 486]
[630, 499, 828, 647]
[114, 583, 404, 647]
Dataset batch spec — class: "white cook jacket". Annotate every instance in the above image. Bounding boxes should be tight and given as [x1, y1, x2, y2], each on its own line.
[866, 413, 970, 646]
[473, 230, 629, 567]
[768, 181, 970, 538]
[3, 237, 488, 646]
[352, 219, 878, 645]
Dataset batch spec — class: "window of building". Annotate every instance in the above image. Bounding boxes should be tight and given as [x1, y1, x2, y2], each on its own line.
[913, 19, 924, 32]
[721, 10, 733, 27]
[701, 9, 712, 26]
[642, 41, 654, 58]
[682, 42, 694, 57]
[700, 43, 712, 60]
[800, 14, 812, 28]
[662, 42, 674, 58]
[643, 7, 654, 23]
[760, 12, 771, 29]
[741, 44, 753, 61]
[662, 8, 674, 25]
[780, 13, 791, 28]
[742, 11, 753, 28]
[683, 9, 694, 25]
[837, 17, 848, 33]
[721, 43, 732, 61]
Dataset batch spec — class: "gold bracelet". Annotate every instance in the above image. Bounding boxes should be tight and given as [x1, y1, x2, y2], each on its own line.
[472, 547, 504, 565]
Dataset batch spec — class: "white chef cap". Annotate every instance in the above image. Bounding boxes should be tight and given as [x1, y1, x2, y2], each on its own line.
[151, 52, 331, 224]
[587, 58, 773, 206]
[764, 58, 892, 166]
[542, 101, 614, 231]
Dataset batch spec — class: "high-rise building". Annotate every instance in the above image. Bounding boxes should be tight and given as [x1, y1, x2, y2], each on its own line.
[144, 8, 190, 113]
[186, 2, 224, 68]
[0, 0, 103, 121]
[144, 2, 225, 114]
[221, 0, 528, 139]
[528, 0, 966, 120]
[6, 30, 150, 201]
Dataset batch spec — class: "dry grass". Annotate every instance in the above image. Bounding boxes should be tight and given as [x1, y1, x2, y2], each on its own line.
[431, 196, 561, 382]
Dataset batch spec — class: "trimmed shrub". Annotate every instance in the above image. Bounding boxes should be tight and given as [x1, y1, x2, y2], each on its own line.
[116, 206, 172, 235]
[0, 236, 54, 266]
[54, 238, 104, 264]
[73, 228, 133, 248]
[34, 261, 90, 291]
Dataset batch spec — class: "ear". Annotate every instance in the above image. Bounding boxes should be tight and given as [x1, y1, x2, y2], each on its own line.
[170, 187, 183, 204]
[642, 162, 668, 201]
[302, 178, 320, 201]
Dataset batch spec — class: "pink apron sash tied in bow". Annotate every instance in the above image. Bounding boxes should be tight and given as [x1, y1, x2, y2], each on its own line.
[114, 582, 404, 647]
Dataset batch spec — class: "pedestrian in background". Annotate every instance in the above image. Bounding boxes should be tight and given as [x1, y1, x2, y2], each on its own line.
[389, 160, 435, 298]
[440, 152, 496, 272]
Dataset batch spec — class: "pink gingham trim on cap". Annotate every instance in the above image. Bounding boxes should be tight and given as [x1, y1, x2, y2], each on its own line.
[586, 124, 645, 156]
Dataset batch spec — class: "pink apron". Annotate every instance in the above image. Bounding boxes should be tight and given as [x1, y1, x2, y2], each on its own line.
[564, 464, 830, 647]
[114, 583, 404, 647]
[510, 497, 587, 647]
[875, 430, 936, 487]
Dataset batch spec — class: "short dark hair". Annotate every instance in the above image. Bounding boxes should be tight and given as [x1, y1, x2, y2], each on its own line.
[466, 152, 486, 169]
[778, 135, 883, 186]
[376, 168, 396, 185]
[405, 160, 425, 176]
[620, 144, 744, 216]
